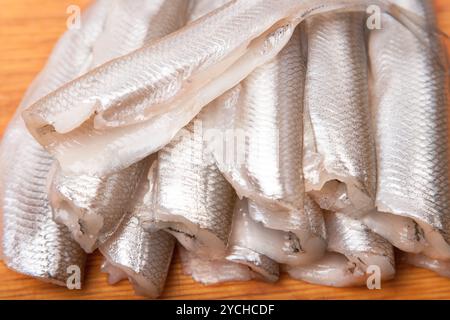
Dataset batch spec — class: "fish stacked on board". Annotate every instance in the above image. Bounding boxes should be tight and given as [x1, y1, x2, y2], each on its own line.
[0, 0, 448, 298]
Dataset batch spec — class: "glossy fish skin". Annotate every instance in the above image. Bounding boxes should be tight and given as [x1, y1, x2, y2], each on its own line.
[100, 173, 175, 298]
[229, 198, 323, 266]
[150, 117, 236, 259]
[247, 197, 327, 265]
[370, 0, 450, 259]
[22, 0, 383, 176]
[187, 0, 231, 22]
[0, 0, 112, 283]
[287, 212, 395, 287]
[304, 12, 376, 215]
[210, 27, 306, 212]
[49, 0, 189, 253]
[50, 161, 148, 253]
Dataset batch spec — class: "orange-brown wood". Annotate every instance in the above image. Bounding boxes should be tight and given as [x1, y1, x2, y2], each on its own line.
[0, 0, 450, 300]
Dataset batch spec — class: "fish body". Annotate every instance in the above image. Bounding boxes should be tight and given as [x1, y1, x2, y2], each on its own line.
[369, 0, 450, 259]
[22, 0, 384, 177]
[287, 212, 395, 287]
[0, 0, 113, 283]
[304, 12, 376, 215]
[149, 118, 236, 259]
[100, 171, 175, 298]
[49, 0, 189, 253]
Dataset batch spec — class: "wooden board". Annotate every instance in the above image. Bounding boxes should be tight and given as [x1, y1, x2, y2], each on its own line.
[0, 0, 450, 300]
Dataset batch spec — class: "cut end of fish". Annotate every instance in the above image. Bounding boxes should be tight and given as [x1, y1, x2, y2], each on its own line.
[100, 255, 164, 299]
[401, 252, 450, 278]
[153, 216, 228, 260]
[226, 245, 280, 283]
[377, 197, 450, 260]
[362, 211, 427, 254]
[179, 246, 256, 285]
[286, 252, 367, 287]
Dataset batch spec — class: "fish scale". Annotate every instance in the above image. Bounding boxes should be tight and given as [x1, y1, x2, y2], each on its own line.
[0, 0, 113, 284]
[304, 12, 376, 215]
[370, 0, 450, 259]
[22, 0, 385, 177]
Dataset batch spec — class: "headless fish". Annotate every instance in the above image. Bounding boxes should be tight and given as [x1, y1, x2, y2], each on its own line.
[22, 0, 390, 177]
[303, 12, 376, 216]
[0, 0, 113, 283]
[48, 0, 189, 253]
[287, 212, 395, 287]
[206, 27, 306, 213]
[148, 118, 236, 259]
[100, 168, 175, 298]
[369, 0, 450, 259]
[229, 199, 323, 266]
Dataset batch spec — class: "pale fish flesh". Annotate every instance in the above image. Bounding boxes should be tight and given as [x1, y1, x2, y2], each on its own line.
[48, 0, 189, 253]
[401, 253, 450, 278]
[369, 0, 450, 259]
[179, 246, 275, 284]
[100, 170, 175, 298]
[303, 12, 376, 216]
[287, 212, 395, 287]
[0, 0, 113, 283]
[22, 0, 385, 177]
[229, 198, 322, 266]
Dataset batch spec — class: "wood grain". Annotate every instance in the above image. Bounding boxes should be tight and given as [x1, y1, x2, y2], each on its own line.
[0, 0, 449, 300]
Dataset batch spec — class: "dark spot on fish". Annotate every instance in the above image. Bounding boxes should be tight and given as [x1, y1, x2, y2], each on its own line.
[167, 227, 196, 239]
[288, 232, 304, 254]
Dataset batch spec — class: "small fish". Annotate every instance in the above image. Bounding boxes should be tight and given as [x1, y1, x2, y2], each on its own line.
[22, 0, 385, 177]
[48, 0, 189, 253]
[369, 0, 450, 259]
[148, 118, 236, 259]
[207, 27, 306, 213]
[287, 212, 395, 287]
[303, 12, 376, 215]
[100, 173, 175, 298]
[0, 0, 112, 284]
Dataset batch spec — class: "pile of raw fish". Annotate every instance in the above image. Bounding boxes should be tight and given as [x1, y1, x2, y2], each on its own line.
[0, 0, 449, 298]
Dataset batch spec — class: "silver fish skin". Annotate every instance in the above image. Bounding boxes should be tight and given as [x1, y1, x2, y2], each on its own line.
[0, 0, 112, 283]
[287, 212, 395, 287]
[369, 0, 450, 259]
[187, 0, 231, 22]
[49, 160, 148, 253]
[247, 197, 327, 265]
[148, 118, 237, 259]
[304, 12, 376, 216]
[179, 245, 274, 284]
[22, 0, 386, 177]
[401, 253, 450, 279]
[49, 0, 189, 253]
[229, 198, 322, 266]
[206, 27, 306, 213]
[100, 173, 175, 298]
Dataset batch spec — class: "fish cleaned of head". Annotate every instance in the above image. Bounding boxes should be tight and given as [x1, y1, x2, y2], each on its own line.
[0, 0, 114, 284]
[369, 0, 450, 260]
[303, 12, 376, 216]
[48, 0, 190, 253]
[100, 167, 175, 298]
[287, 212, 395, 287]
[22, 0, 389, 177]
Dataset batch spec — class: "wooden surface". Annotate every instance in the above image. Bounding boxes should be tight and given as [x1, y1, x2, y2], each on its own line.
[0, 0, 450, 300]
